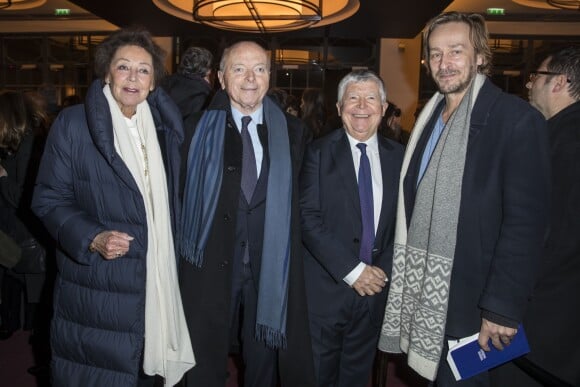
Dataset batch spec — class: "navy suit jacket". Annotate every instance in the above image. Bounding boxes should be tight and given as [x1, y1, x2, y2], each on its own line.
[300, 129, 404, 326]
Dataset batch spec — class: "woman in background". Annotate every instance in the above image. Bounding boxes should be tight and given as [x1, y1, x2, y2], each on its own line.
[300, 88, 327, 139]
[0, 90, 48, 339]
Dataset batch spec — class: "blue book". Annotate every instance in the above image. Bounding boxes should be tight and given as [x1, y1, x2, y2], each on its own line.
[446, 325, 530, 381]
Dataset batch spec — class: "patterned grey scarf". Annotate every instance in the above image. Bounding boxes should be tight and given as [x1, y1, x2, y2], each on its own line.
[379, 74, 486, 380]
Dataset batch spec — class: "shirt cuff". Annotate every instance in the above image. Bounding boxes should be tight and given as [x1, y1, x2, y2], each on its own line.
[343, 262, 366, 286]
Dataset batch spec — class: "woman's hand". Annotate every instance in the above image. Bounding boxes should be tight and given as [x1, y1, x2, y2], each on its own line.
[89, 230, 134, 260]
[0, 165, 7, 178]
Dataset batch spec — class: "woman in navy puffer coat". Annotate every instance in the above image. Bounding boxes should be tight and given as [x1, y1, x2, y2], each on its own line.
[31, 27, 194, 387]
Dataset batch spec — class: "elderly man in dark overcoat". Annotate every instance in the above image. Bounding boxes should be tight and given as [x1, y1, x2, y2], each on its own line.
[178, 40, 315, 387]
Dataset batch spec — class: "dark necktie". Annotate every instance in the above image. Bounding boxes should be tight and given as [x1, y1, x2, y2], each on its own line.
[240, 115, 257, 202]
[357, 143, 374, 264]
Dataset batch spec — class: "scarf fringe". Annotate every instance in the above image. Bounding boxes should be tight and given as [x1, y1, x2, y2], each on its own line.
[255, 323, 287, 349]
[179, 238, 204, 267]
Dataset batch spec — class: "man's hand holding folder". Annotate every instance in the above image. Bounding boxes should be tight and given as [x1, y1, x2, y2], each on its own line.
[478, 318, 519, 351]
[447, 324, 530, 381]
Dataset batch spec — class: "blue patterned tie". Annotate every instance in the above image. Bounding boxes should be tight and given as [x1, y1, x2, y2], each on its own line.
[357, 143, 374, 264]
[240, 116, 257, 202]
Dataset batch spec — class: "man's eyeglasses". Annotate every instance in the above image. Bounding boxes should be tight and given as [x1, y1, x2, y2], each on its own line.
[529, 71, 571, 83]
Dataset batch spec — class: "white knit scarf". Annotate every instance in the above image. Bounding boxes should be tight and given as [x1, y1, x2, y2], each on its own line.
[378, 74, 486, 381]
[104, 85, 195, 386]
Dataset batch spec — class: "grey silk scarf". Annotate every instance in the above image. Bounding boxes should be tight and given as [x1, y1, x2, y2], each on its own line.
[379, 74, 486, 381]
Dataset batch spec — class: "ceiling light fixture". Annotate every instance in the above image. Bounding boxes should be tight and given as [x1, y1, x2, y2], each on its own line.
[546, 0, 580, 9]
[0, 0, 45, 11]
[153, 0, 360, 33]
[193, 0, 320, 33]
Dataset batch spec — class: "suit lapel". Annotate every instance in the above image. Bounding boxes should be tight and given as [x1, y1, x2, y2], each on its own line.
[331, 131, 361, 216]
[375, 136, 397, 241]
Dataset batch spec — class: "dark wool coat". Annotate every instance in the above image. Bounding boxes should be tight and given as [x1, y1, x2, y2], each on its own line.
[525, 100, 580, 386]
[179, 90, 316, 387]
[404, 79, 550, 338]
[492, 100, 580, 387]
[160, 73, 213, 124]
[31, 79, 183, 387]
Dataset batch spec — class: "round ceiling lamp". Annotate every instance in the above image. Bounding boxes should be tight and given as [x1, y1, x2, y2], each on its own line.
[152, 0, 360, 33]
[510, 0, 576, 9]
[0, 0, 46, 11]
[546, 0, 579, 9]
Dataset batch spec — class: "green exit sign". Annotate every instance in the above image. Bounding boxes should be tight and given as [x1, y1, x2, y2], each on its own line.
[55, 9, 71, 16]
[487, 8, 505, 15]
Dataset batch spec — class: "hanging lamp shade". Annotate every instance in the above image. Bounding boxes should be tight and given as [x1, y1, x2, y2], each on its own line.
[152, 0, 360, 33]
[0, 0, 46, 11]
[546, 0, 579, 10]
[194, 0, 320, 33]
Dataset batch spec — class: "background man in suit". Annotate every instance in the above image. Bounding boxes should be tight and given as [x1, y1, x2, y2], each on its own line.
[300, 70, 404, 387]
[491, 46, 580, 387]
[179, 41, 315, 387]
[378, 12, 550, 386]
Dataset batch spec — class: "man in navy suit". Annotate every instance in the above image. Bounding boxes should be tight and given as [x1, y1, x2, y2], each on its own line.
[300, 70, 404, 387]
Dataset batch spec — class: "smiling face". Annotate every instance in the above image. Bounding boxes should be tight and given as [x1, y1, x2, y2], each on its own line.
[337, 80, 387, 142]
[428, 21, 483, 98]
[218, 42, 270, 115]
[105, 45, 154, 118]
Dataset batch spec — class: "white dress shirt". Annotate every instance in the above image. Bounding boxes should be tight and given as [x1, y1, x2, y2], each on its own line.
[232, 106, 264, 176]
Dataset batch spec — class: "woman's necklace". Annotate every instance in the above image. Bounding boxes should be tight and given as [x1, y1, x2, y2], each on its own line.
[132, 116, 149, 178]
[140, 141, 149, 177]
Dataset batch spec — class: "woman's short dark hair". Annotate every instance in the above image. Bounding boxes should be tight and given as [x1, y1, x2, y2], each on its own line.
[94, 26, 166, 86]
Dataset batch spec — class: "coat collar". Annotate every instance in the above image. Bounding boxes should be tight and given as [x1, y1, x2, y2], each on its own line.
[84, 79, 183, 198]
[549, 99, 580, 127]
[467, 78, 501, 146]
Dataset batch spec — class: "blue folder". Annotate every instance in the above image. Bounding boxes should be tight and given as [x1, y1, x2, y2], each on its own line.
[447, 325, 530, 381]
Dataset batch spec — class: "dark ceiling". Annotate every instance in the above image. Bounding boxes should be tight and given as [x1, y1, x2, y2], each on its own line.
[68, 0, 453, 39]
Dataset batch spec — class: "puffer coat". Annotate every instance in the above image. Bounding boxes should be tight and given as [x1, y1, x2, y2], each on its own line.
[31, 79, 183, 387]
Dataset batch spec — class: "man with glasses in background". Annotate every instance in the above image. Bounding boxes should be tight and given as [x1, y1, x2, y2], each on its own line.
[492, 46, 580, 387]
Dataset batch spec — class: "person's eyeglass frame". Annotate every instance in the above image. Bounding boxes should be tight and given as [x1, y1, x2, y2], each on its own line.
[529, 71, 572, 83]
